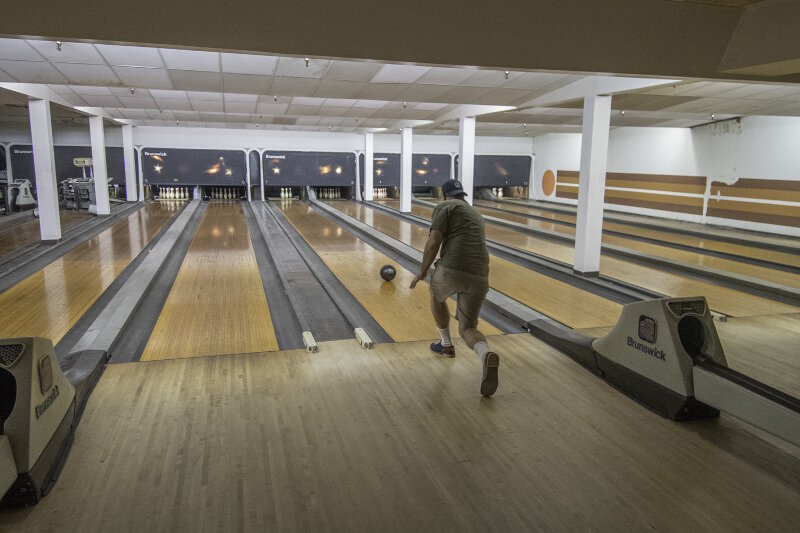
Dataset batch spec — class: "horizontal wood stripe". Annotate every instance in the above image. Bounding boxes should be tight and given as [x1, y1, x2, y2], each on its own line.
[713, 178, 800, 193]
[607, 172, 706, 187]
[607, 196, 704, 215]
[710, 187, 800, 203]
[707, 201, 800, 228]
[606, 180, 706, 195]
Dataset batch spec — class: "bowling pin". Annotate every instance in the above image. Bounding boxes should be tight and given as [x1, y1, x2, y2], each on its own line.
[498, 188, 503, 198]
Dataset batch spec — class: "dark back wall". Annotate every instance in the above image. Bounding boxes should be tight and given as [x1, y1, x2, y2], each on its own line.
[142, 148, 246, 186]
[10, 144, 128, 187]
[262, 151, 355, 187]
[358, 153, 451, 188]
[455, 155, 531, 187]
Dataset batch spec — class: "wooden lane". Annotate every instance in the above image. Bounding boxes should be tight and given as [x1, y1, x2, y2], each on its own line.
[279, 201, 501, 342]
[0, 210, 93, 258]
[476, 203, 800, 288]
[476, 199, 800, 269]
[0, 201, 182, 345]
[141, 201, 279, 361]
[9, 334, 798, 532]
[411, 202, 800, 318]
[332, 201, 622, 330]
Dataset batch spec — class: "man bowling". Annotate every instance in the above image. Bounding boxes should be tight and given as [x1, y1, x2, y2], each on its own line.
[410, 179, 500, 397]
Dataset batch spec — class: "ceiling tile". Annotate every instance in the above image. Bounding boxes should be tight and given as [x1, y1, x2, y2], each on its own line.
[160, 49, 220, 72]
[294, 116, 320, 126]
[0, 60, 68, 84]
[370, 64, 431, 84]
[270, 76, 317, 97]
[54, 63, 121, 85]
[325, 61, 383, 82]
[461, 69, 509, 88]
[119, 109, 151, 119]
[224, 101, 257, 114]
[112, 66, 173, 89]
[501, 72, 566, 90]
[221, 53, 277, 75]
[360, 83, 408, 100]
[354, 99, 386, 108]
[274, 57, 330, 78]
[223, 73, 270, 94]
[287, 104, 322, 115]
[0, 68, 17, 82]
[109, 87, 150, 97]
[415, 67, 474, 85]
[149, 89, 188, 100]
[169, 70, 222, 91]
[187, 91, 222, 101]
[28, 40, 105, 64]
[290, 96, 323, 106]
[313, 80, 364, 99]
[81, 95, 122, 107]
[116, 96, 156, 108]
[0, 39, 44, 61]
[254, 102, 289, 114]
[224, 93, 258, 103]
[399, 84, 451, 102]
[96, 44, 164, 68]
[435, 86, 492, 103]
[157, 98, 193, 111]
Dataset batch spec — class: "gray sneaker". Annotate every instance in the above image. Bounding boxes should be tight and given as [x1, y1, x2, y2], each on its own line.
[481, 352, 500, 397]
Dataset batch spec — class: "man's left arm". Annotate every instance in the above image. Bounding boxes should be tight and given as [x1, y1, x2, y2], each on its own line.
[410, 229, 444, 289]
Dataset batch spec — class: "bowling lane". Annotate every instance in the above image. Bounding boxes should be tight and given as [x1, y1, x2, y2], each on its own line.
[279, 201, 502, 342]
[330, 201, 622, 330]
[476, 199, 800, 269]
[0, 201, 183, 344]
[410, 202, 800, 318]
[0, 210, 93, 258]
[141, 201, 279, 360]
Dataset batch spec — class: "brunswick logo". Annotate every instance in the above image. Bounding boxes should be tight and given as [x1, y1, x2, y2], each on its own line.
[627, 337, 666, 361]
[638, 315, 657, 343]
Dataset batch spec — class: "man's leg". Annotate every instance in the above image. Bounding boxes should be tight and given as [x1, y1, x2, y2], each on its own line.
[429, 268, 456, 357]
[456, 282, 500, 397]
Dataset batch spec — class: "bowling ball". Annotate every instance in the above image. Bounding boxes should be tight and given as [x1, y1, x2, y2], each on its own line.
[380, 264, 396, 282]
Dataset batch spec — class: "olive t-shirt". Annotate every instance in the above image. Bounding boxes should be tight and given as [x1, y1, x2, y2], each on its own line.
[430, 199, 489, 278]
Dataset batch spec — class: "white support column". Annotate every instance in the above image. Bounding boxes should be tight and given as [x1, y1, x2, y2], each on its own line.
[528, 155, 536, 200]
[450, 153, 455, 180]
[574, 94, 612, 275]
[458, 116, 476, 205]
[3, 144, 12, 181]
[399, 128, 412, 213]
[89, 116, 111, 215]
[28, 98, 61, 240]
[364, 132, 374, 201]
[259, 150, 265, 201]
[136, 148, 146, 201]
[245, 149, 252, 201]
[121, 124, 137, 202]
[354, 151, 362, 201]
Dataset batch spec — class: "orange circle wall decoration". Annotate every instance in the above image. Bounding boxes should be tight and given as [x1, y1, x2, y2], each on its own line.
[542, 169, 556, 196]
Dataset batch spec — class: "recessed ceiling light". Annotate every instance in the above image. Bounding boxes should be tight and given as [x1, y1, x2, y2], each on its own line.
[304, 57, 310, 67]
[711, 114, 715, 120]
[130, 87, 135, 95]
[274, 96, 278, 103]
[403, 101, 407, 109]
[620, 110, 625, 116]
[56, 41, 62, 51]
[176, 120, 179, 125]
[504, 70, 509, 80]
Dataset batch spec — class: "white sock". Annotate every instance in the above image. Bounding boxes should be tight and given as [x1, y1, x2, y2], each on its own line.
[438, 327, 453, 346]
[473, 341, 490, 361]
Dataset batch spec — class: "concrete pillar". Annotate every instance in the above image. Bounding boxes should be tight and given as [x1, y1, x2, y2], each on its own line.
[364, 132, 374, 201]
[458, 116, 476, 205]
[450, 153, 455, 180]
[121, 124, 137, 202]
[354, 151, 362, 201]
[3, 144, 12, 181]
[28, 98, 61, 241]
[245, 149, 252, 201]
[136, 146, 145, 201]
[89, 116, 111, 215]
[399, 128, 412, 213]
[259, 150, 265, 201]
[528, 155, 536, 200]
[574, 94, 612, 275]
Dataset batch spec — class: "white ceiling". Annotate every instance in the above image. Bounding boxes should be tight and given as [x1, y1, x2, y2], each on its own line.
[1, 37, 799, 136]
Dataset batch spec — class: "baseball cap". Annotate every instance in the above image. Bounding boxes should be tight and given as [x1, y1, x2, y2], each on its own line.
[441, 179, 467, 197]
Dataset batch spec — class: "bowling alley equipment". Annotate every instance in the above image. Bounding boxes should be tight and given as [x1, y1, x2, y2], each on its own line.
[1, 177, 36, 214]
[536, 296, 800, 444]
[0, 337, 106, 507]
[380, 264, 396, 282]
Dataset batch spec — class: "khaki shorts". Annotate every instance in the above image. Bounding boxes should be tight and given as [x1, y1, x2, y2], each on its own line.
[430, 265, 489, 329]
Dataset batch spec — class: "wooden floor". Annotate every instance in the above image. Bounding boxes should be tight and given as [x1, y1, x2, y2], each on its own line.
[0, 202, 181, 345]
[410, 203, 800, 318]
[141, 201, 279, 361]
[474, 202, 800, 289]
[279, 200, 501, 342]
[0, 209, 92, 259]
[2, 334, 797, 532]
[476, 199, 800, 269]
[332, 201, 622, 330]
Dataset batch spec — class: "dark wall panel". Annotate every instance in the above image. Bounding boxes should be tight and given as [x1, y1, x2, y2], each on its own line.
[141, 147, 246, 186]
[358, 153, 451, 187]
[455, 155, 531, 187]
[0, 144, 6, 173]
[10, 144, 126, 187]
[262, 151, 355, 187]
